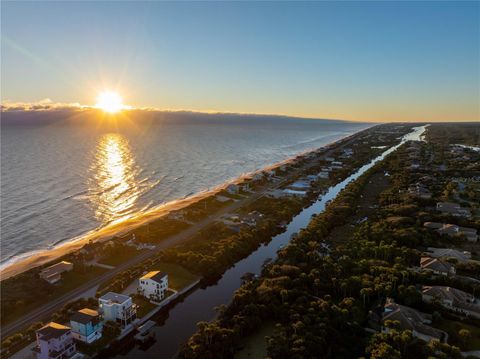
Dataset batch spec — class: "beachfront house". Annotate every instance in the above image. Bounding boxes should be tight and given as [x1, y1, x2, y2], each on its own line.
[139, 271, 169, 302]
[420, 257, 456, 276]
[39, 261, 74, 284]
[33, 322, 79, 359]
[98, 292, 137, 327]
[422, 286, 480, 319]
[226, 184, 239, 195]
[70, 308, 103, 343]
[382, 298, 447, 343]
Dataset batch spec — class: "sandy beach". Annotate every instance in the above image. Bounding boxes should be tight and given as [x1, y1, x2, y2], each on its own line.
[0, 135, 352, 280]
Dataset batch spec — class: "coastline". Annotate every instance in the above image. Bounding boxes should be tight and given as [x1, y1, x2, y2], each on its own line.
[0, 126, 372, 280]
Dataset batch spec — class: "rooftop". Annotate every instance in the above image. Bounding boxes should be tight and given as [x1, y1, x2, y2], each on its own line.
[140, 271, 168, 284]
[70, 308, 100, 325]
[99, 292, 131, 304]
[37, 322, 71, 340]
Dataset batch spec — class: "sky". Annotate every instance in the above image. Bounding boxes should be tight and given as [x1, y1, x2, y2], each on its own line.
[1, 1, 479, 122]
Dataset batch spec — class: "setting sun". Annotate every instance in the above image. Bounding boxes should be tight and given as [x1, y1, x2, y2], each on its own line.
[95, 91, 125, 113]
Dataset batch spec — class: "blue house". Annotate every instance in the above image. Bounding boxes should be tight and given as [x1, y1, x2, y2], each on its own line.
[70, 308, 103, 343]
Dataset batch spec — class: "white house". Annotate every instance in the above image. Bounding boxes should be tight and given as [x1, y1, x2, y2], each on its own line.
[98, 292, 137, 327]
[33, 322, 79, 359]
[139, 271, 169, 302]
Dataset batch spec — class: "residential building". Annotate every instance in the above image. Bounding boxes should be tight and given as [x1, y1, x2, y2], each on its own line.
[226, 184, 239, 194]
[424, 222, 478, 242]
[426, 248, 471, 263]
[408, 184, 432, 199]
[139, 271, 169, 302]
[436, 202, 471, 218]
[420, 257, 456, 276]
[98, 292, 137, 327]
[422, 286, 480, 319]
[33, 322, 78, 359]
[70, 308, 103, 343]
[39, 261, 73, 284]
[382, 298, 447, 343]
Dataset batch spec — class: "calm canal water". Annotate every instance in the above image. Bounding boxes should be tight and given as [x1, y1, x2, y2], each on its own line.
[113, 125, 427, 359]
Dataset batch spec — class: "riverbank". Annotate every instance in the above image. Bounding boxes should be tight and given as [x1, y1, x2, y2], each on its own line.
[0, 126, 372, 280]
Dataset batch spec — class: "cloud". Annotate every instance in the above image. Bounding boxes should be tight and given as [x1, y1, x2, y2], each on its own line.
[1, 98, 88, 112]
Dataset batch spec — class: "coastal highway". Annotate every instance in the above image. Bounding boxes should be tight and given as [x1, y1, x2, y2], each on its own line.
[1, 126, 376, 338]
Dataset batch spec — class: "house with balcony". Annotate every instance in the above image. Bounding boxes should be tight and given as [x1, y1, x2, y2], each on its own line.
[33, 322, 79, 359]
[98, 292, 137, 327]
[422, 286, 480, 319]
[139, 271, 169, 302]
[436, 202, 471, 218]
[424, 222, 478, 242]
[70, 308, 103, 343]
[420, 257, 456, 276]
[382, 298, 447, 343]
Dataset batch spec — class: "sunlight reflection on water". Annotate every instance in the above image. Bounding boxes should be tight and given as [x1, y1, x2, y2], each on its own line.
[88, 133, 140, 224]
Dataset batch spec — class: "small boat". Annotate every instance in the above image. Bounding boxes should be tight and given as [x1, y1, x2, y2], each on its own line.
[135, 320, 156, 343]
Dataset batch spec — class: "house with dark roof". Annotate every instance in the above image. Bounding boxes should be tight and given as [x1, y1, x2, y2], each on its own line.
[422, 286, 480, 319]
[420, 257, 456, 276]
[39, 261, 73, 284]
[70, 308, 103, 343]
[382, 298, 447, 343]
[424, 222, 478, 242]
[436, 202, 471, 218]
[426, 248, 471, 263]
[139, 271, 169, 302]
[33, 322, 79, 359]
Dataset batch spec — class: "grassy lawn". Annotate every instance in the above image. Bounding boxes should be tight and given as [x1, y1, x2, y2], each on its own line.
[98, 247, 142, 267]
[133, 295, 158, 318]
[435, 318, 480, 350]
[234, 322, 275, 359]
[149, 262, 198, 291]
[1, 266, 108, 325]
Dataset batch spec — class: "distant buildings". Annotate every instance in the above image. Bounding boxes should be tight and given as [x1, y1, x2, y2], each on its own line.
[420, 257, 456, 276]
[425, 247, 471, 263]
[424, 222, 478, 242]
[382, 298, 447, 343]
[226, 184, 239, 195]
[33, 322, 79, 359]
[422, 286, 480, 319]
[70, 308, 103, 343]
[98, 292, 137, 327]
[407, 184, 432, 199]
[139, 271, 169, 302]
[436, 202, 471, 218]
[39, 261, 74, 284]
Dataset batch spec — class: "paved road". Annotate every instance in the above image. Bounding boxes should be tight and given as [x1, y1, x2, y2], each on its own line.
[1, 128, 370, 338]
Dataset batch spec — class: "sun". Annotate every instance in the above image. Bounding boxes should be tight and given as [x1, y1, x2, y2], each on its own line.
[95, 91, 125, 113]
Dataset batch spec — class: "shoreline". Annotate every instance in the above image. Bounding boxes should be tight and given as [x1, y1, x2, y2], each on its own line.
[0, 126, 372, 280]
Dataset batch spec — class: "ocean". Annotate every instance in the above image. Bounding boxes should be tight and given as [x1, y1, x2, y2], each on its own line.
[0, 111, 370, 268]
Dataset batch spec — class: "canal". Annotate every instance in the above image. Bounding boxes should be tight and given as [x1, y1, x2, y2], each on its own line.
[113, 125, 427, 359]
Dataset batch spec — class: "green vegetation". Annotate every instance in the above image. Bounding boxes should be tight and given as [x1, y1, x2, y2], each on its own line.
[98, 243, 142, 266]
[234, 322, 275, 359]
[177, 124, 480, 359]
[435, 319, 480, 351]
[1, 264, 107, 326]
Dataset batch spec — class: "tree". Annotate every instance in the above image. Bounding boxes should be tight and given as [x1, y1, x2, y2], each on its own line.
[458, 329, 471, 349]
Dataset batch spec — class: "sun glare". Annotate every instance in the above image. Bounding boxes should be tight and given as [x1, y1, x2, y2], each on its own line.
[95, 91, 125, 113]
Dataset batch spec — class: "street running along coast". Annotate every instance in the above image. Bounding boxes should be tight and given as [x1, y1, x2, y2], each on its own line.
[1, 123, 416, 343]
[0, 126, 373, 280]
